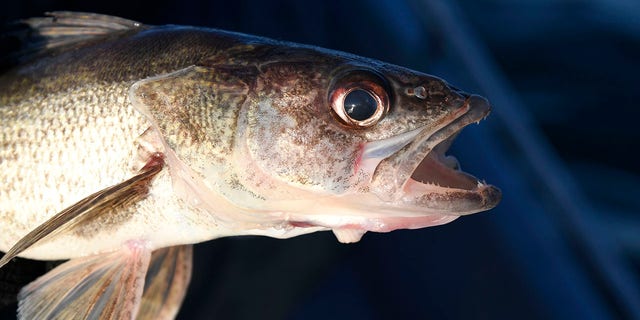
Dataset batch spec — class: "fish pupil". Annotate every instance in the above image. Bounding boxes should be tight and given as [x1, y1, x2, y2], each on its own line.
[344, 89, 377, 121]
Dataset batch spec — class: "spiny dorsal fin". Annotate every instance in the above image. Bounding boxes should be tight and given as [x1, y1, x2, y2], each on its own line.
[1, 11, 144, 70]
[0, 153, 164, 269]
[22, 11, 143, 46]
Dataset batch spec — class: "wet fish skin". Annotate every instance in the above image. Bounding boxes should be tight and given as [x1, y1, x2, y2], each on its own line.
[0, 19, 493, 258]
[0, 12, 500, 319]
[0, 24, 272, 259]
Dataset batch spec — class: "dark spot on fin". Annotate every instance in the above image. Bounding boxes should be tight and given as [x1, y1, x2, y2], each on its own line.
[137, 245, 193, 320]
[0, 153, 165, 270]
[1, 11, 144, 71]
[18, 241, 151, 319]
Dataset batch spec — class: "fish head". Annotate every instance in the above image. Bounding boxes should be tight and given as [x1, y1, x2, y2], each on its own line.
[131, 42, 501, 243]
[229, 45, 501, 241]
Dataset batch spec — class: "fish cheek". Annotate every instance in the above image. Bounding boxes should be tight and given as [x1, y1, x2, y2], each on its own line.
[244, 96, 362, 194]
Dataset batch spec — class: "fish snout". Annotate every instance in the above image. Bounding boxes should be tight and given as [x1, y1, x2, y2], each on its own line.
[463, 94, 492, 120]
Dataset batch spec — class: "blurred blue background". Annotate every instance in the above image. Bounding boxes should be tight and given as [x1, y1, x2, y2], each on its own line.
[2, 0, 639, 319]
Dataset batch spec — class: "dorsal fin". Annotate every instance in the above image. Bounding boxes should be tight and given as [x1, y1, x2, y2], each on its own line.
[1, 11, 144, 71]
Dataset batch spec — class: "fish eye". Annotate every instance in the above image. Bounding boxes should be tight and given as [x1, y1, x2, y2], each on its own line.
[329, 69, 391, 128]
[343, 89, 378, 121]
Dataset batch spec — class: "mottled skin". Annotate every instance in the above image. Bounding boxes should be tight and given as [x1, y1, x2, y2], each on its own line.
[0, 16, 499, 260]
[0, 26, 255, 258]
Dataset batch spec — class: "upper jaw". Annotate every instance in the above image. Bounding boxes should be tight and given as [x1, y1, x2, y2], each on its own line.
[367, 94, 501, 215]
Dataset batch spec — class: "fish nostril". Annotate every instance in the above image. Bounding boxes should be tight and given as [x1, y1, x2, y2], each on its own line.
[446, 83, 472, 100]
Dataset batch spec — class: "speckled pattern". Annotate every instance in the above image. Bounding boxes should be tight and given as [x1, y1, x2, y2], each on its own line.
[1, 13, 499, 262]
[0, 21, 248, 258]
[0, 80, 147, 248]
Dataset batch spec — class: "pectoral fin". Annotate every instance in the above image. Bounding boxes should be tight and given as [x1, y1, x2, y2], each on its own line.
[136, 245, 193, 320]
[0, 154, 164, 269]
[18, 241, 152, 320]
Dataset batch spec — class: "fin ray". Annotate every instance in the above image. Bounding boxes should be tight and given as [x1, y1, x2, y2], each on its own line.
[18, 241, 151, 320]
[136, 245, 193, 320]
[0, 154, 164, 269]
[1, 11, 144, 70]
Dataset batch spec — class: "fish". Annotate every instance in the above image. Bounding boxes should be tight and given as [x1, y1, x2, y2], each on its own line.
[0, 11, 501, 319]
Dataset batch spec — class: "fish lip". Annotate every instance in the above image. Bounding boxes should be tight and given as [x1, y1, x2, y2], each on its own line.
[371, 94, 501, 214]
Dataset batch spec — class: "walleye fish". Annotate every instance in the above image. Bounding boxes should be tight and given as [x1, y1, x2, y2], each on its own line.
[0, 12, 501, 319]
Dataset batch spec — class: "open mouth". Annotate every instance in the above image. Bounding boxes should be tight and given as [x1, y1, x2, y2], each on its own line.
[366, 94, 501, 214]
[409, 131, 480, 190]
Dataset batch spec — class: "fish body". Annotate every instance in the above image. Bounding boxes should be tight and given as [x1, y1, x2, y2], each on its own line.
[0, 12, 500, 319]
[0, 22, 248, 260]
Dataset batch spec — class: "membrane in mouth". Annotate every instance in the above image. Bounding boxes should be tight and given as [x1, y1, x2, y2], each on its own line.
[363, 93, 500, 212]
[409, 132, 480, 190]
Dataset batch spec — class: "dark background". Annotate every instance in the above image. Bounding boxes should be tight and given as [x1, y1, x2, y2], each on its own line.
[2, 0, 639, 319]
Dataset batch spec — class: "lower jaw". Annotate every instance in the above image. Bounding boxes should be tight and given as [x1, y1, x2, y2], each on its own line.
[409, 151, 480, 190]
[363, 214, 460, 233]
[288, 208, 458, 234]
[400, 178, 501, 215]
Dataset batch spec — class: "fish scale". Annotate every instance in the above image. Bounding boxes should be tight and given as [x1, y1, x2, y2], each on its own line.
[0, 84, 149, 254]
[0, 12, 499, 319]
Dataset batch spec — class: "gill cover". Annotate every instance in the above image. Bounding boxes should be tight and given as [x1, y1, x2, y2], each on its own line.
[130, 64, 265, 225]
